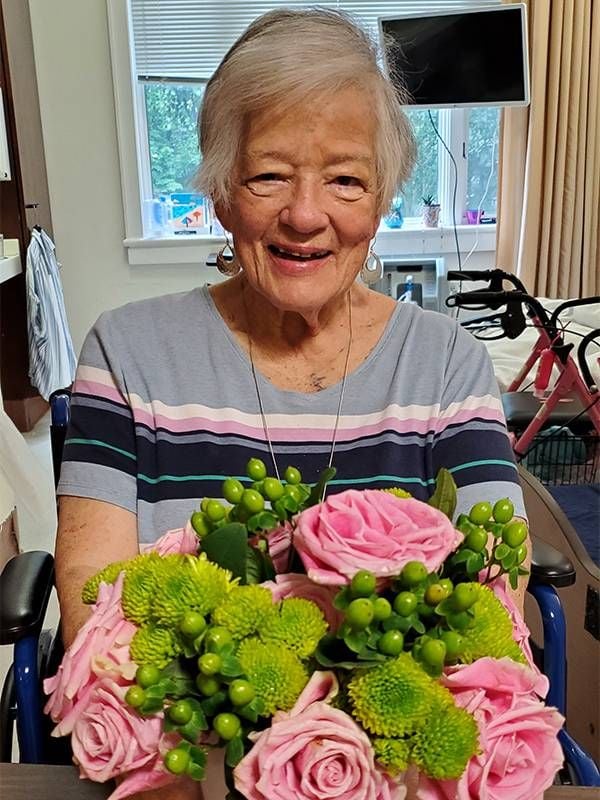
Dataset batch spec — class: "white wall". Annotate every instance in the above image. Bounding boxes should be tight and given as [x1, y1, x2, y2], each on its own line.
[28, 0, 211, 353]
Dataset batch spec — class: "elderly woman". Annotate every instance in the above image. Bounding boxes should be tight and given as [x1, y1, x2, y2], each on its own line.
[55, 8, 526, 800]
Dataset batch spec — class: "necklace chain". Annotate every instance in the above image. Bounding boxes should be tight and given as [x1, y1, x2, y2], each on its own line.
[245, 289, 353, 497]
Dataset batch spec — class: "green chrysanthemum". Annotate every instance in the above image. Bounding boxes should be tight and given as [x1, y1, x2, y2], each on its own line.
[460, 584, 526, 664]
[237, 638, 308, 715]
[212, 585, 274, 638]
[411, 701, 480, 779]
[122, 566, 159, 624]
[81, 561, 128, 604]
[129, 623, 182, 668]
[259, 597, 328, 658]
[382, 487, 412, 499]
[373, 738, 412, 775]
[348, 653, 451, 737]
[151, 555, 233, 625]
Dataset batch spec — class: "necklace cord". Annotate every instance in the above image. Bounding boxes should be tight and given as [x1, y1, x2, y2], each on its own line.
[243, 284, 354, 497]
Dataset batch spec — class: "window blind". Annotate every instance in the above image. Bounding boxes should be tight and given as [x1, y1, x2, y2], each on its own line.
[130, 0, 502, 80]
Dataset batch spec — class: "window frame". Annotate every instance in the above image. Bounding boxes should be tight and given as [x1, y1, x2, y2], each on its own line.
[107, 0, 496, 266]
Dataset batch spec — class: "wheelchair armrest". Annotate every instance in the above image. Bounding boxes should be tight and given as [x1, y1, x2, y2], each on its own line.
[530, 537, 576, 588]
[0, 551, 55, 645]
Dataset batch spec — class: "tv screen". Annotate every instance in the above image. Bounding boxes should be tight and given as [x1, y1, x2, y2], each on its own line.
[379, 5, 529, 108]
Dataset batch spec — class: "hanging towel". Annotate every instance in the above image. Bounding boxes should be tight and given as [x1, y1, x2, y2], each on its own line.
[25, 227, 76, 400]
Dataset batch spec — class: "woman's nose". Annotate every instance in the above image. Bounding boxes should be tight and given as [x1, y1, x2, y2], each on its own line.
[279, 180, 328, 233]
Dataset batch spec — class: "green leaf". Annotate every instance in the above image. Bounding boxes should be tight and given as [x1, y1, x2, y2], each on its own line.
[220, 655, 243, 678]
[307, 467, 337, 507]
[466, 553, 485, 574]
[187, 746, 207, 781]
[246, 511, 279, 532]
[178, 698, 209, 742]
[139, 696, 164, 715]
[237, 696, 265, 723]
[501, 550, 517, 571]
[201, 523, 248, 582]
[509, 567, 519, 590]
[225, 736, 245, 768]
[343, 629, 369, 653]
[245, 546, 264, 585]
[200, 690, 228, 716]
[427, 468, 457, 520]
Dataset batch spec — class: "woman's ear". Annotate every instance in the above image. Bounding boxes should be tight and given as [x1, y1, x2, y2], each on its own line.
[213, 201, 232, 234]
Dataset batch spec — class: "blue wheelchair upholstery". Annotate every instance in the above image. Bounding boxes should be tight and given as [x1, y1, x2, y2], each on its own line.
[1, 391, 598, 787]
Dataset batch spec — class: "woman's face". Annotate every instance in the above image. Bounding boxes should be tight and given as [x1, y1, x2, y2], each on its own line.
[216, 86, 380, 319]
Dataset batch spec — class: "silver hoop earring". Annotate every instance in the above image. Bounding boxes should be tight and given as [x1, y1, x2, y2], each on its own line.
[360, 247, 383, 284]
[216, 239, 241, 277]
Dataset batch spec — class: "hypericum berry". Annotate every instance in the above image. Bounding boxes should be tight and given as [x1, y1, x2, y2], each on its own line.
[393, 591, 418, 617]
[251, 480, 265, 494]
[283, 484, 301, 502]
[493, 498, 515, 524]
[468, 502, 493, 526]
[201, 497, 212, 513]
[206, 499, 226, 522]
[125, 685, 146, 708]
[400, 561, 428, 588]
[515, 543, 528, 565]
[283, 466, 302, 485]
[373, 597, 393, 621]
[241, 489, 265, 514]
[190, 511, 211, 538]
[197, 652, 222, 676]
[164, 747, 190, 775]
[446, 611, 473, 631]
[501, 520, 528, 548]
[350, 570, 377, 598]
[378, 629, 404, 656]
[135, 665, 161, 689]
[214, 712, 241, 741]
[222, 478, 244, 504]
[246, 458, 267, 481]
[439, 578, 454, 595]
[196, 675, 220, 696]
[424, 583, 449, 606]
[262, 477, 284, 501]
[451, 583, 478, 612]
[346, 598, 375, 630]
[179, 611, 207, 639]
[168, 700, 193, 725]
[464, 528, 488, 553]
[205, 627, 233, 652]
[228, 679, 255, 707]
[440, 630, 463, 659]
[421, 638, 447, 667]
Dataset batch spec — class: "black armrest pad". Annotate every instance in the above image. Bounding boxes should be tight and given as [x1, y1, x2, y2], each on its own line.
[0, 552, 55, 644]
[530, 538, 576, 588]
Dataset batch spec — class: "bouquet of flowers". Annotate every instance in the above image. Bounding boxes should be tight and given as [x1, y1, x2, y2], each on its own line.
[44, 462, 564, 800]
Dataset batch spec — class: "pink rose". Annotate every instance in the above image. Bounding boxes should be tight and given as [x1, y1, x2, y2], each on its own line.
[142, 522, 199, 555]
[262, 573, 344, 631]
[44, 573, 137, 734]
[294, 490, 462, 585]
[70, 677, 174, 795]
[418, 657, 564, 800]
[234, 671, 406, 800]
[267, 520, 294, 573]
[488, 574, 546, 687]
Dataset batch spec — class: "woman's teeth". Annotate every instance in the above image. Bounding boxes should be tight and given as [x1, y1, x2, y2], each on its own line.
[270, 245, 329, 261]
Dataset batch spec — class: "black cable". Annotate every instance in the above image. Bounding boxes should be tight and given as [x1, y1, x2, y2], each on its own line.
[524, 323, 600, 347]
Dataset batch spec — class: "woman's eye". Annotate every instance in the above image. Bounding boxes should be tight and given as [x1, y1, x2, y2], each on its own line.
[334, 175, 362, 187]
[249, 173, 283, 183]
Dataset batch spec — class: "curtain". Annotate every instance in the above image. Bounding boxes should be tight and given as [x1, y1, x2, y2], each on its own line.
[496, 0, 599, 297]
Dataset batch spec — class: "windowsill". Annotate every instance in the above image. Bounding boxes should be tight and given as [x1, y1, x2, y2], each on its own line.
[123, 224, 496, 265]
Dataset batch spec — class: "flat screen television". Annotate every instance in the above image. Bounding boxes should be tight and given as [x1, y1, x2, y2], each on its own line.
[379, 5, 530, 108]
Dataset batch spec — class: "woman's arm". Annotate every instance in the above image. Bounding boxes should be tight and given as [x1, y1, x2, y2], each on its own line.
[55, 496, 139, 647]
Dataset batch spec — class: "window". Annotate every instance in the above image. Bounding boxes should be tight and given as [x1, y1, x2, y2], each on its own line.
[112, 0, 501, 254]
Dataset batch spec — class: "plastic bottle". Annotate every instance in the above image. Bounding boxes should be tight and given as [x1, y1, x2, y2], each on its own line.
[399, 275, 414, 304]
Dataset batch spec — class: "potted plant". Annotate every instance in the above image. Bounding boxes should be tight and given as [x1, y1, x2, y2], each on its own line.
[422, 194, 441, 228]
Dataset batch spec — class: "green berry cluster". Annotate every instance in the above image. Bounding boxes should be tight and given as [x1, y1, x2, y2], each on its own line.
[452, 498, 529, 590]
[190, 458, 311, 538]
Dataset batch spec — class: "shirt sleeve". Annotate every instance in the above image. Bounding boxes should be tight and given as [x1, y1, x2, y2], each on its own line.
[431, 323, 526, 519]
[57, 312, 138, 515]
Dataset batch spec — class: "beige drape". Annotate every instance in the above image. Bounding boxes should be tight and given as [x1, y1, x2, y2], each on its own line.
[496, 0, 599, 297]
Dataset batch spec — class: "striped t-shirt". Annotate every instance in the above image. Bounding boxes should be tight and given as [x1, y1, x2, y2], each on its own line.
[58, 285, 524, 544]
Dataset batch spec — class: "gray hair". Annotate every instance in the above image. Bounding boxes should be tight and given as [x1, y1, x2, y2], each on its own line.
[195, 7, 416, 216]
